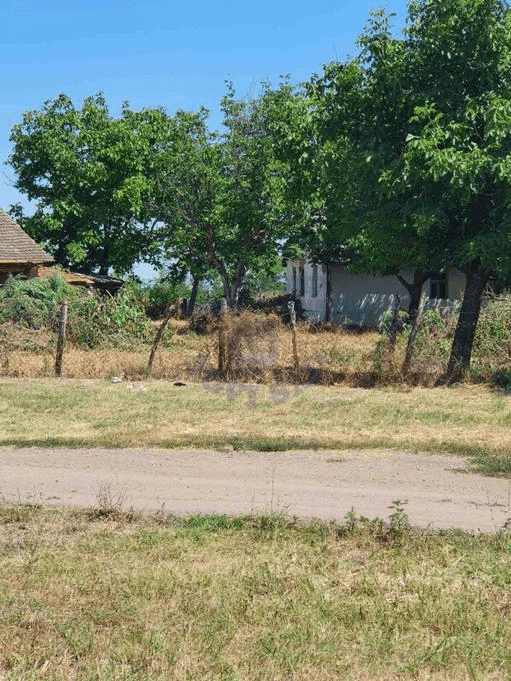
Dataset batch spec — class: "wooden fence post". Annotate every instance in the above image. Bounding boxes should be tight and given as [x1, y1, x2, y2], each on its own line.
[402, 287, 427, 377]
[289, 301, 299, 371]
[147, 310, 173, 376]
[218, 298, 228, 374]
[385, 295, 401, 369]
[55, 298, 68, 377]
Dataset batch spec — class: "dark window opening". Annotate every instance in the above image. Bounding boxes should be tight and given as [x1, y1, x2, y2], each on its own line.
[299, 265, 305, 297]
[312, 264, 318, 297]
[430, 273, 447, 299]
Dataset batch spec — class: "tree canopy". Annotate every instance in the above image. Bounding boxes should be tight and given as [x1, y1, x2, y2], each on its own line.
[9, 86, 293, 306]
[8, 94, 170, 275]
[150, 84, 294, 307]
[277, 0, 511, 379]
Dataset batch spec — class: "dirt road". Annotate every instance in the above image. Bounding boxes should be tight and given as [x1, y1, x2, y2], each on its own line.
[0, 446, 510, 531]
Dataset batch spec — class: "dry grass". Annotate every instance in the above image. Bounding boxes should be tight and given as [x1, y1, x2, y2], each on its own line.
[0, 503, 510, 680]
[0, 317, 379, 384]
[222, 311, 281, 380]
[1, 379, 511, 470]
[2, 294, 511, 387]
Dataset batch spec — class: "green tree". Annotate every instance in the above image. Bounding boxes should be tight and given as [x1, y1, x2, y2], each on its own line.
[295, 0, 511, 380]
[299, 13, 445, 319]
[8, 93, 168, 275]
[147, 107, 218, 314]
[152, 84, 294, 309]
[398, 0, 511, 380]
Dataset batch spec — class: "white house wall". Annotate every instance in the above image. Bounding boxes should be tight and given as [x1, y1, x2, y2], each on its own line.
[286, 260, 466, 327]
[444, 269, 465, 301]
[329, 266, 411, 327]
[286, 260, 327, 322]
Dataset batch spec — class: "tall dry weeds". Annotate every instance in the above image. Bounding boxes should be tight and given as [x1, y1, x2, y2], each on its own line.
[3, 294, 511, 386]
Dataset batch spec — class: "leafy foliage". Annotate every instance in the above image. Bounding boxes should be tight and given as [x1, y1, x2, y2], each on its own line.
[0, 276, 160, 350]
[8, 94, 170, 275]
[0, 274, 75, 329]
[275, 0, 511, 378]
[146, 278, 191, 309]
[152, 84, 297, 307]
[69, 283, 157, 350]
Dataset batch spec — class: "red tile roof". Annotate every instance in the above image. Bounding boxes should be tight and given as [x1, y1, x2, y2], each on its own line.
[0, 212, 53, 264]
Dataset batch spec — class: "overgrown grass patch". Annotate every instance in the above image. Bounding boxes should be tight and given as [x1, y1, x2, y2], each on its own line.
[1, 504, 511, 679]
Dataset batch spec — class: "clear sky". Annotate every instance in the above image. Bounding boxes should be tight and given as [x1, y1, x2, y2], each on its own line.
[2, 0, 409, 279]
[1, 0, 410, 213]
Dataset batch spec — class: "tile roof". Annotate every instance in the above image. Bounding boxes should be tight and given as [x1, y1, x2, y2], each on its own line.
[0, 211, 53, 264]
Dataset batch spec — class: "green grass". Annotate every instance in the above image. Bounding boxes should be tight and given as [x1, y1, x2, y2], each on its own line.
[1, 378, 511, 475]
[1, 503, 511, 680]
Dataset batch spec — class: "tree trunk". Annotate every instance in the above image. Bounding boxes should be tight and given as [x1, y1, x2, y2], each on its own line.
[326, 266, 332, 322]
[385, 294, 401, 369]
[147, 311, 172, 376]
[402, 286, 427, 378]
[229, 265, 247, 309]
[220, 271, 245, 309]
[187, 275, 200, 316]
[396, 270, 431, 322]
[220, 274, 234, 309]
[54, 298, 68, 377]
[445, 262, 489, 383]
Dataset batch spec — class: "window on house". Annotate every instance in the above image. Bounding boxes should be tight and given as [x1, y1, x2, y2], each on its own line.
[292, 266, 297, 295]
[312, 264, 318, 297]
[430, 272, 447, 299]
[299, 265, 305, 297]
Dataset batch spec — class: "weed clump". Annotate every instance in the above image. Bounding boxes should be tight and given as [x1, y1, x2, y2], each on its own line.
[67, 284, 158, 350]
[0, 274, 74, 330]
[222, 311, 282, 381]
[0, 275, 165, 352]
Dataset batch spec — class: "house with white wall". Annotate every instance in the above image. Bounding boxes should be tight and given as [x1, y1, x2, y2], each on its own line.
[286, 258, 466, 327]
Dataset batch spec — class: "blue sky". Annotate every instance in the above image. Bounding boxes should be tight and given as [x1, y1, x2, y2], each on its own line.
[1, 0, 408, 277]
[0, 0, 410, 210]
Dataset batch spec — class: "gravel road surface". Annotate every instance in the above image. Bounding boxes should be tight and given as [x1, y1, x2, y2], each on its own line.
[0, 446, 509, 531]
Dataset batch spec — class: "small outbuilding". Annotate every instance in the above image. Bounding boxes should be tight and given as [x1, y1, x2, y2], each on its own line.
[0, 211, 123, 293]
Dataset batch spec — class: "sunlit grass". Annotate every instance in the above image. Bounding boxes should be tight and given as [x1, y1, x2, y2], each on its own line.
[0, 503, 510, 680]
[1, 379, 511, 475]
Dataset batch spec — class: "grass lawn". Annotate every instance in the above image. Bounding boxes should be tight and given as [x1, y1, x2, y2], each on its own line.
[2, 378, 511, 679]
[1, 378, 511, 476]
[1, 504, 511, 680]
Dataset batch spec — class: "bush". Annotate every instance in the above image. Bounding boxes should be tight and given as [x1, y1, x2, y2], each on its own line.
[472, 295, 511, 380]
[0, 275, 75, 330]
[374, 295, 511, 385]
[377, 308, 410, 335]
[68, 283, 159, 350]
[0, 276, 168, 351]
[147, 279, 190, 308]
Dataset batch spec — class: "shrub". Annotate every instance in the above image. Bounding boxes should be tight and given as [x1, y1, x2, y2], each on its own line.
[0, 274, 75, 330]
[472, 295, 511, 381]
[377, 308, 410, 335]
[0, 276, 167, 351]
[147, 279, 190, 308]
[68, 283, 159, 350]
